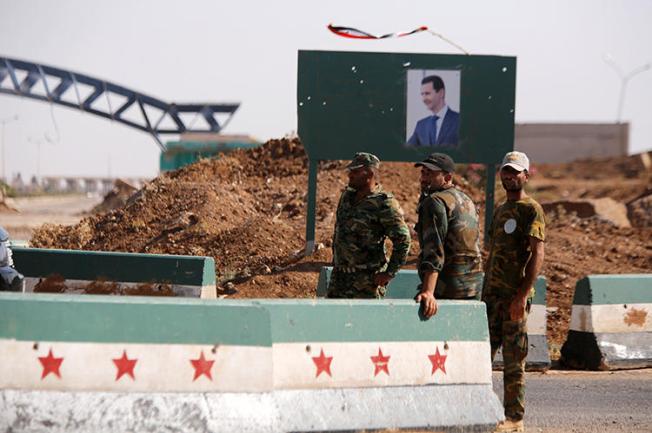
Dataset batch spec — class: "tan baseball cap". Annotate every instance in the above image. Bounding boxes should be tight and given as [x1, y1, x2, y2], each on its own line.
[501, 151, 530, 172]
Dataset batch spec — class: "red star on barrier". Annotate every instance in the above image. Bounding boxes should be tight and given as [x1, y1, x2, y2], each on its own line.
[428, 347, 447, 375]
[370, 348, 391, 376]
[38, 348, 64, 379]
[113, 350, 138, 381]
[190, 351, 215, 381]
[312, 348, 333, 377]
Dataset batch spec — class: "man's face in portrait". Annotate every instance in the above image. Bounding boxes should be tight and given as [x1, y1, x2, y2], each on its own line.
[420, 82, 445, 113]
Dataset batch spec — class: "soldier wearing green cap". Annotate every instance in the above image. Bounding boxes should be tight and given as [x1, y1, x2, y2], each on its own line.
[413, 152, 483, 318]
[483, 151, 546, 433]
[327, 152, 411, 299]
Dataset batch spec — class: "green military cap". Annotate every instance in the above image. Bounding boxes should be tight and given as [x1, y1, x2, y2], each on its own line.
[346, 152, 380, 170]
[414, 152, 455, 173]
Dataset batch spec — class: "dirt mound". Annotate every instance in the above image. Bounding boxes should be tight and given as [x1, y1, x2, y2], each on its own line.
[542, 207, 652, 352]
[31, 138, 317, 289]
[533, 152, 652, 204]
[0, 201, 18, 213]
[538, 151, 651, 180]
[91, 179, 138, 214]
[627, 192, 652, 228]
[33, 274, 175, 296]
[0, 189, 18, 213]
[29, 138, 465, 296]
[30, 137, 652, 354]
[542, 198, 631, 228]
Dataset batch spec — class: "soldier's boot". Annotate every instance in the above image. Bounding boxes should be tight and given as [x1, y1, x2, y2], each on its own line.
[494, 418, 524, 432]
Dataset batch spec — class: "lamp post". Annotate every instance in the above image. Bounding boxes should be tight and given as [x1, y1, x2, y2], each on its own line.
[0, 115, 19, 183]
[603, 55, 651, 123]
[27, 136, 44, 180]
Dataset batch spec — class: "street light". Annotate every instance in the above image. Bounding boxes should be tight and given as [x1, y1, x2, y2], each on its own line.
[603, 54, 651, 123]
[0, 115, 19, 183]
[27, 136, 44, 180]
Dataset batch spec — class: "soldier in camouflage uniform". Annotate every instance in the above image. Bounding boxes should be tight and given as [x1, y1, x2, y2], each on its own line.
[483, 151, 546, 433]
[413, 153, 483, 318]
[327, 152, 411, 299]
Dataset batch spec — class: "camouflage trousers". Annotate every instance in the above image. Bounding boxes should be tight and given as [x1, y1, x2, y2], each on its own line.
[326, 267, 386, 299]
[483, 293, 531, 421]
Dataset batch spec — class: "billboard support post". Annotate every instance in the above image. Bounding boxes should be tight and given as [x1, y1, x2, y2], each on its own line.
[484, 163, 496, 245]
[304, 158, 318, 255]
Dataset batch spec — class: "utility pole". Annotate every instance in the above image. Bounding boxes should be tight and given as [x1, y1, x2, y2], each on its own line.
[0, 115, 19, 183]
[603, 55, 651, 123]
[27, 136, 44, 179]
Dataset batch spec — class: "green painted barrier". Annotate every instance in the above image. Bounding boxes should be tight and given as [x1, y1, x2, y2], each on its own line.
[561, 274, 652, 370]
[0, 292, 265, 346]
[261, 299, 488, 343]
[317, 266, 546, 304]
[571, 274, 652, 305]
[317, 267, 550, 370]
[0, 292, 503, 431]
[12, 247, 216, 298]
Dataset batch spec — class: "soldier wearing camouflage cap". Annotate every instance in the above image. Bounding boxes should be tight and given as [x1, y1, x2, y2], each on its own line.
[413, 153, 483, 318]
[483, 151, 546, 433]
[327, 152, 411, 299]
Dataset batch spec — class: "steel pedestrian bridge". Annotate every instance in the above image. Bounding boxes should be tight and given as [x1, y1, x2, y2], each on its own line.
[0, 56, 240, 150]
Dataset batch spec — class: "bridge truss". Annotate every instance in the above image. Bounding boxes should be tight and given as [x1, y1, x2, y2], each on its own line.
[0, 56, 240, 150]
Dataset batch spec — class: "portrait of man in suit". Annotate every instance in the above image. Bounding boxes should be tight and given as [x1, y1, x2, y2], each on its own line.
[406, 74, 460, 148]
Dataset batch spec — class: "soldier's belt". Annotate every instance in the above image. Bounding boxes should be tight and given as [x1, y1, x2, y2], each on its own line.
[334, 265, 382, 274]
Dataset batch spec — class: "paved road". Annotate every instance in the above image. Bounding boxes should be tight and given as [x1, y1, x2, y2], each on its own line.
[492, 369, 652, 432]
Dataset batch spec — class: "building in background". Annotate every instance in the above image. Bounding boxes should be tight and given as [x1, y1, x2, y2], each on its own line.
[514, 123, 629, 164]
[160, 133, 261, 172]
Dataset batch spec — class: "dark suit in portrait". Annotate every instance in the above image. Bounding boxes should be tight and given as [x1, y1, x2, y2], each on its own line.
[407, 109, 460, 148]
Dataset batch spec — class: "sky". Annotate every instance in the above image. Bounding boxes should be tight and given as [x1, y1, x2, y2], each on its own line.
[1, 0, 651, 180]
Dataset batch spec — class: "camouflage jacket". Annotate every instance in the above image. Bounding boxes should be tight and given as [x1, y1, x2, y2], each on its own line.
[415, 186, 483, 299]
[332, 185, 411, 276]
[483, 196, 546, 298]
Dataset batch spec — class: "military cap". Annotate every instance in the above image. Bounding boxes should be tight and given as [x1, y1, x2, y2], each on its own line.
[501, 151, 530, 172]
[414, 152, 455, 173]
[346, 152, 380, 170]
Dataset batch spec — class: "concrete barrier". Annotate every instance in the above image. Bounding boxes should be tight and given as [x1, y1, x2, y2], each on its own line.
[316, 266, 418, 299]
[561, 274, 652, 370]
[0, 292, 503, 432]
[12, 247, 216, 298]
[318, 266, 550, 370]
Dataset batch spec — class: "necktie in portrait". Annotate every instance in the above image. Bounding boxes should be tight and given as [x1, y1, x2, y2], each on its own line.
[429, 115, 439, 145]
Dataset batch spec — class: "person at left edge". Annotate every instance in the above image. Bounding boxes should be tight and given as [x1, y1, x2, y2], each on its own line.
[0, 226, 24, 291]
[326, 152, 411, 299]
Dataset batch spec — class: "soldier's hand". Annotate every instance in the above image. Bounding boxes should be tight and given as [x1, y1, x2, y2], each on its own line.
[415, 291, 438, 318]
[373, 272, 393, 287]
[509, 296, 527, 321]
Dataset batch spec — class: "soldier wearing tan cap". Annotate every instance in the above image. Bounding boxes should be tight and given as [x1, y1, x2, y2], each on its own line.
[483, 151, 546, 433]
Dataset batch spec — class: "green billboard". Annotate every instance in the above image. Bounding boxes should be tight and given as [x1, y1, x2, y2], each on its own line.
[297, 50, 517, 250]
[298, 50, 516, 163]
